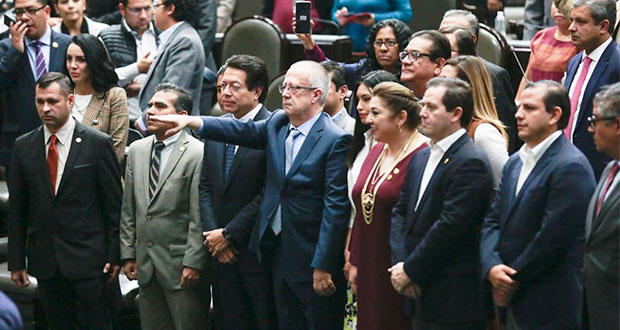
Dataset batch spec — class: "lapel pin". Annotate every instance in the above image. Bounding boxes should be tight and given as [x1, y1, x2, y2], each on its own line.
[75, 137, 82, 143]
[444, 158, 449, 164]
[387, 174, 393, 181]
[393, 168, 400, 175]
[179, 146, 186, 152]
[52, 41, 59, 48]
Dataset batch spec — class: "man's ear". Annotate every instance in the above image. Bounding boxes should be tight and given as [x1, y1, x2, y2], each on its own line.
[434, 58, 447, 76]
[338, 85, 348, 99]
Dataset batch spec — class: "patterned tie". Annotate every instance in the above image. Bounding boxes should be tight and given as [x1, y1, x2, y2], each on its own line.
[565, 56, 592, 138]
[223, 143, 236, 180]
[149, 142, 165, 199]
[595, 162, 619, 216]
[271, 128, 302, 235]
[46, 135, 58, 195]
[33, 41, 47, 81]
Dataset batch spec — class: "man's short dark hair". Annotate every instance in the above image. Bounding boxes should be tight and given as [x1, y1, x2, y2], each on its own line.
[223, 54, 269, 103]
[154, 83, 193, 113]
[427, 77, 473, 128]
[410, 30, 451, 63]
[321, 61, 347, 89]
[572, 0, 616, 34]
[36, 72, 73, 97]
[523, 80, 570, 129]
[162, 0, 194, 23]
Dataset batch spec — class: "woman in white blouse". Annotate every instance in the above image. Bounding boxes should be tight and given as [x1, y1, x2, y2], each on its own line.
[440, 55, 509, 186]
[51, 0, 109, 36]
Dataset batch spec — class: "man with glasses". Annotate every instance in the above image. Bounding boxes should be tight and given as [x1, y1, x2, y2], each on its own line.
[399, 30, 451, 99]
[0, 0, 71, 177]
[149, 60, 352, 330]
[583, 82, 620, 330]
[99, 0, 159, 126]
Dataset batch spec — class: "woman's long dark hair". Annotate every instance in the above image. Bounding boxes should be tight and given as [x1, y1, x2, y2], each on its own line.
[347, 70, 399, 167]
[69, 34, 118, 94]
[359, 19, 412, 78]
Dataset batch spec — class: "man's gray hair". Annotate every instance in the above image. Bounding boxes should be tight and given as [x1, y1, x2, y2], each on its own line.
[443, 9, 479, 38]
[594, 82, 620, 117]
[290, 61, 330, 105]
[572, 0, 616, 32]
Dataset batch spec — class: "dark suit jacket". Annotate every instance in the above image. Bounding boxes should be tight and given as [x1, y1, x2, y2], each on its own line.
[7, 120, 122, 280]
[483, 58, 519, 153]
[0, 30, 71, 169]
[480, 135, 596, 329]
[390, 133, 493, 324]
[199, 106, 270, 271]
[198, 110, 351, 281]
[584, 160, 619, 330]
[564, 40, 620, 179]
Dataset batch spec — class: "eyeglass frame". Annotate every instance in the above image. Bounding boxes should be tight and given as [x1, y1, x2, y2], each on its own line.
[399, 50, 432, 62]
[278, 84, 317, 94]
[14, 5, 47, 17]
[587, 114, 618, 128]
[373, 40, 398, 48]
[126, 5, 154, 14]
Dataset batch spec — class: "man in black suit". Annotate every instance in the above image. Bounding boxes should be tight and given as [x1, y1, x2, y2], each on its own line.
[389, 77, 494, 330]
[201, 55, 279, 330]
[440, 9, 519, 153]
[7, 73, 123, 329]
[0, 0, 71, 175]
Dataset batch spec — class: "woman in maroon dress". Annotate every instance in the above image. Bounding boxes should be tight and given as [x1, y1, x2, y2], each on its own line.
[348, 82, 428, 330]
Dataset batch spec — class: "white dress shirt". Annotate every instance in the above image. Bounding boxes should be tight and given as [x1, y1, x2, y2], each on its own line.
[24, 25, 51, 81]
[416, 128, 466, 210]
[288, 111, 322, 162]
[223, 103, 263, 154]
[515, 131, 562, 195]
[567, 37, 613, 140]
[474, 123, 509, 187]
[44, 118, 76, 194]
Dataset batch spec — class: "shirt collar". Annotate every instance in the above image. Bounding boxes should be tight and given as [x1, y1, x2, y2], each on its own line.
[330, 108, 347, 123]
[26, 24, 51, 46]
[155, 130, 182, 148]
[44, 117, 75, 146]
[430, 128, 466, 153]
[122, 18, 156, 39]
[583, 37, 612, 62]
[159, 21, 183, 46]
[518, 130, 562, 164]
[291, 111, 322, 137]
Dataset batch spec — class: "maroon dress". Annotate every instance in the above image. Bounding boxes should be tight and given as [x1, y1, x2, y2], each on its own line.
[349, 142, 427, 330]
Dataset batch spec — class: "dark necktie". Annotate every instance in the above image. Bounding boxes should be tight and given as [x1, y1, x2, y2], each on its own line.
[46, 135, 58, 194]
[149, 142, 165, 199]
[223, 143, 236, 180]
[596, 162, 619, 216]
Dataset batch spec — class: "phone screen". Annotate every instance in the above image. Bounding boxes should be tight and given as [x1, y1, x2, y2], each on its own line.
[295, 1, 312, 34]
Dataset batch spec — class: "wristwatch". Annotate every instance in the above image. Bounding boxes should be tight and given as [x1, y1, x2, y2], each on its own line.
[222, 228, 232, 241]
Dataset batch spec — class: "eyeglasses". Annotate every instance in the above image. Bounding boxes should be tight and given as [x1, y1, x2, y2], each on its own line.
[152, 3, 167, 9]
[399, 51, 432, 62]
[126, 5, 153, 14]
[278, 84, 317, 94]
[14, 5, 46, 17]
[587, 114, 617, 128]
[373, 40, 398, 48]
[216, 83, 245, 93]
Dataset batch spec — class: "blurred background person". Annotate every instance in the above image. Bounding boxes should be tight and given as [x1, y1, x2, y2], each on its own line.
[439, 25, 477, 58]
[66, 33, 129, 163]
[333, 0, 412, 52]
[217, 0, 237, 33]
[440, 55, 508, 186]
[263, 0, 327, 34]
[399, 30, 451, 98]
[51, 0, 109, 36]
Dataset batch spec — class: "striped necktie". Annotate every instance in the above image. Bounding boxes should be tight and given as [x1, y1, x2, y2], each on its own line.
[149, 142, 165, 199]
[33, 41, 47, 81]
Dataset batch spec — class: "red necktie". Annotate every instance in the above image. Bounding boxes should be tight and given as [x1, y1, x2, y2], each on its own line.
[47, 135, 58, 194]
[596, 162, 619, 216]
[564, 56, 592, 139]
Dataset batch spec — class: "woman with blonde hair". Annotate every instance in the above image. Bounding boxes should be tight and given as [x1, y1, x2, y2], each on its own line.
[440, 55, 508, 186]
[347, 81, 428, 330]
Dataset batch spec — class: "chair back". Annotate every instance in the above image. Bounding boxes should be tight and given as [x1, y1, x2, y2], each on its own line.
[476, 23, 508, 66]
[222, 16, 285, 80]
[232, 0, 263, 22]
[264, 73, 286, 110]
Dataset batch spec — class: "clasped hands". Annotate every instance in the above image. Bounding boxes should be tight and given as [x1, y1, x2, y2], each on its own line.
[388, 262, 422, 299]
[203, 229, 238, 264]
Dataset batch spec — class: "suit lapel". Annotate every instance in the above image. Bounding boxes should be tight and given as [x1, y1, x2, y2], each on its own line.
[276, 122, 288, 180]
[20, 40, 36, 88]
[56, 122, 85, 197]
[564, 53, 581, 89]
[575, 44, 612, 129]
[142, 136, 156, 202]
[212, 142, 226, 191]
[150, 131, 189, 203]
[33, 128, 54, 197]
[224, 147, 248, 191]
[48, 31, 65, 72]
[81, 92, 105, 127]
[404, 149, 430, 234]
[286, 114, 325, 178]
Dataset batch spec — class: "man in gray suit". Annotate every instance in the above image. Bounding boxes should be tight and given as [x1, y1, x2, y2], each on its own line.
[321, 61, 355, 134]
[134, 0, 206, 133]
[524, 0, 554, 40]
[120, 83, 209, 330]
[584, 81, 620, 330]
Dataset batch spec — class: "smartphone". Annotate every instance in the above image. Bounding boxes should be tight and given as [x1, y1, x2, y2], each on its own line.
[4, 9, 16, 27]
[295, 1, 312, 34]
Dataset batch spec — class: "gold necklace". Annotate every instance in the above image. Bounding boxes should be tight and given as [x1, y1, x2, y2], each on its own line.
[360, 132, 417, 224]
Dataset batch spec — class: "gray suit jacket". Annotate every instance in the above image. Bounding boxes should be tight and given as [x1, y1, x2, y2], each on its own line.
[334, 109, 355, 134]
[120, 131, 207, 290]
[138, 21, 206, 116]
[584, 160, 619, 330]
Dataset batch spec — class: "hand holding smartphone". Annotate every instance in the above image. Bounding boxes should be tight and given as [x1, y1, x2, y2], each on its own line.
[295, 1, 312, 34]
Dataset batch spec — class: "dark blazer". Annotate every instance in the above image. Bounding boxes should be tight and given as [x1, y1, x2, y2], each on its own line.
[484, 59, 519, 153]
[0, 30, 71, 169]
[564, 40, 620, 178]
[390, 133, 493, 324]
[199, 106, 270, 269]
[198, 110, 351, 281]
[7, 120, 122, 280]
[480, 135, 596, 329]
[584, 160, 619, 330]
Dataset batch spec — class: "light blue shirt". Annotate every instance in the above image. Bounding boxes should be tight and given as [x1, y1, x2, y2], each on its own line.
[288, 111, 322, 162]
[24, 25, 51, 80]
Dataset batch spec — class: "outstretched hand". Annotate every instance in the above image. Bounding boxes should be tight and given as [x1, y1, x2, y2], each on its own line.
[147, 114, 202, 136]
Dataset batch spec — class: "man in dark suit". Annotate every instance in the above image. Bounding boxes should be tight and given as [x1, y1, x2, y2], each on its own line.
[583, 82, 619, 330]
[481, 80, 596, 330]
[440, 9, 519, 153]
[564, 0, 619, 179]
[151, 60, 351, 330]
[7, 72, 122, 329]
[0, 0, 71, 175]
[201, 55, 278, 330]
[389, 77, 494, 330]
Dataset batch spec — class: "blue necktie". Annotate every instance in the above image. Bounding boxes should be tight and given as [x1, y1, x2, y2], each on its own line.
[271, 128, 301, 235]
[223, 143, 236, 179]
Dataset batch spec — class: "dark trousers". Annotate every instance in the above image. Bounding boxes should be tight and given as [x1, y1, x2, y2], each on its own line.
[37, 270, 111, 330]
[412, 318, 487, 330]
